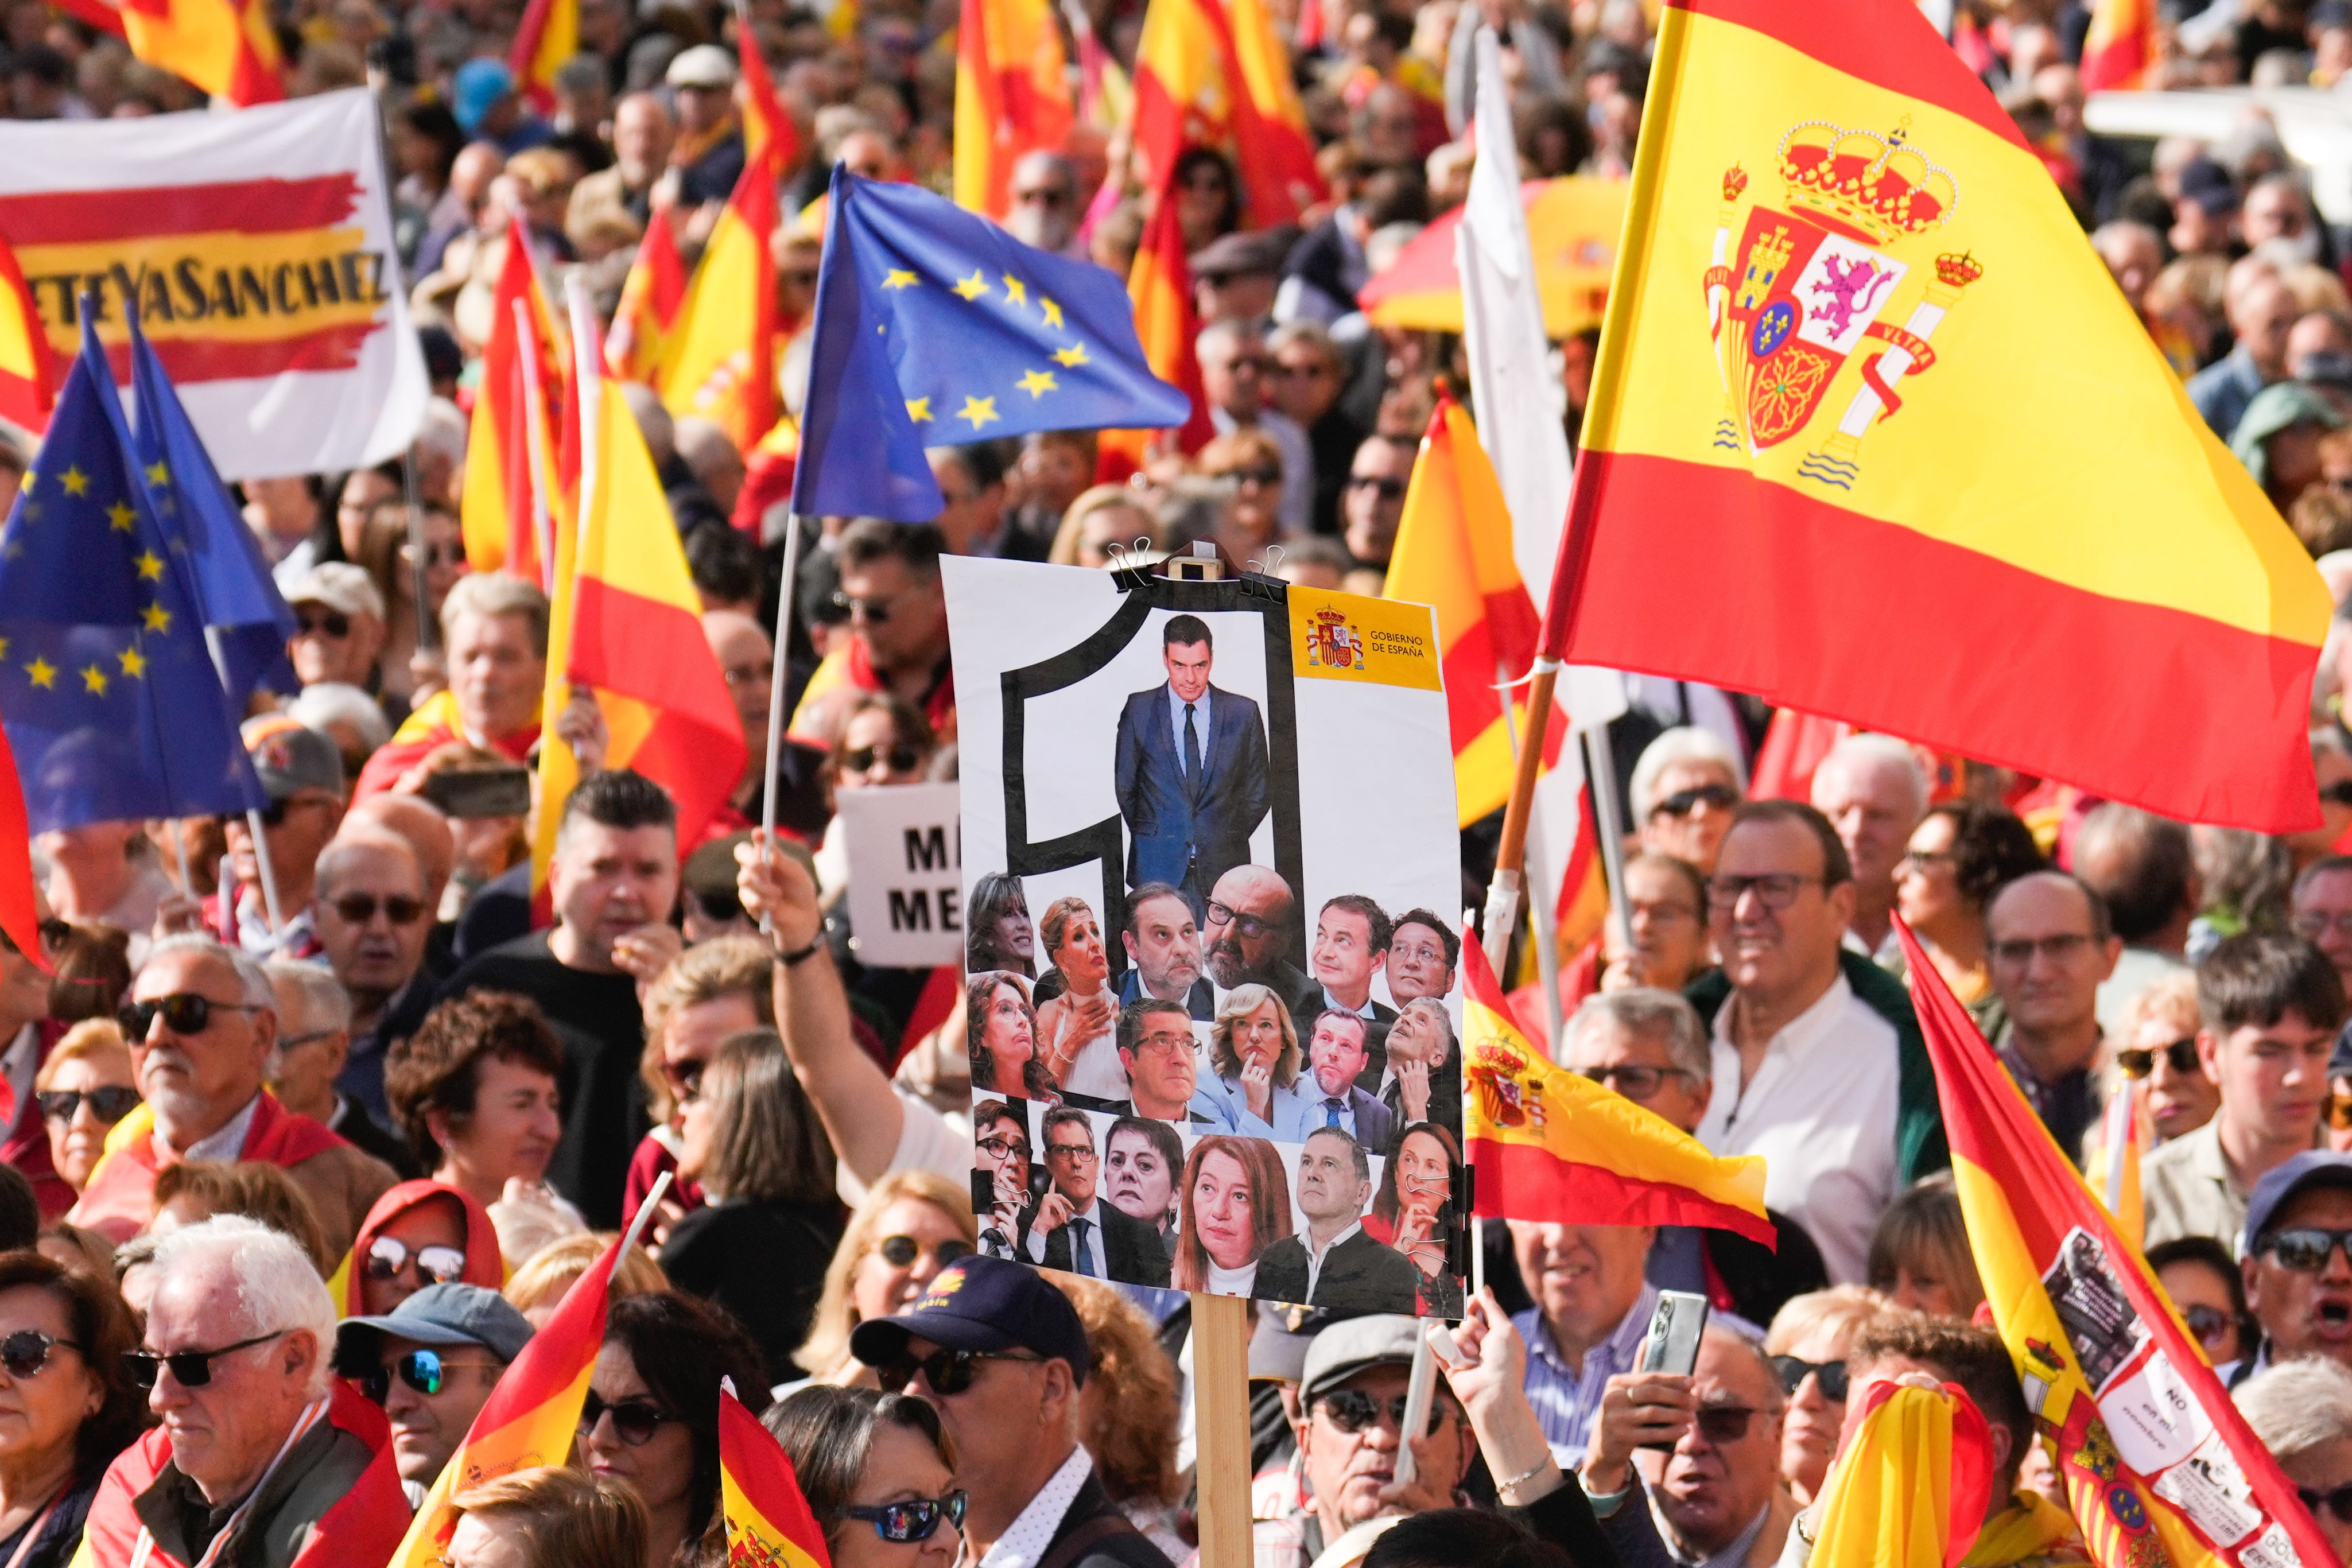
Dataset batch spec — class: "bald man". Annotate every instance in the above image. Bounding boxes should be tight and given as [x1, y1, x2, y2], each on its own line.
[1200, 863, 1315, 1019]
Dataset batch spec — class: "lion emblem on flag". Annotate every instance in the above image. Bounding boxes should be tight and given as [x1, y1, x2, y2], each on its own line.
[1466, 1038, 1542, 1131]
[1703, 119, 1985, 490]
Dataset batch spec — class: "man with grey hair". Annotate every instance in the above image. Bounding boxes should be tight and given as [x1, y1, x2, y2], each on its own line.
[264, 961, 417, 1179]
[81, 1215, 409, 1568]
[69, 936, 396, 1256]
[1251, 1127, 1418, 1311]
[1808, 732, 1928, 960]
[1197, 318, 1311, 537]
[2073, 802, 2199, 1037]
[1562, 989, 1827, 1326]
[310, 829, 434, 1128]
[2235, 1356, 2352, 1561]
[1004, 149, 1081, 255]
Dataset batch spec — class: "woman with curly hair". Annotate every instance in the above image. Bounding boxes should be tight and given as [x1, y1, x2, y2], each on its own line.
[1191, 983, 1310, 1139]
[1894, 801, 2046, 1006]
[965, 973, 1058, 1104]
[1171, 1134, 1293, 1295]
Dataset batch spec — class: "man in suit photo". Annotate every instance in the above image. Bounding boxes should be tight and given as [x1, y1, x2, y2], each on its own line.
[1024, 1106, 1173, 1287]
[1113, 614, 1270, 911]
[1111, 998, 1201, 1120]
[1301, 1009, 1395, 1151]
[1252, 1128, 1420, 1313]
[1310, 894, 1398, 1026]
[1116, 882, 1214, 1020]
[1201, 863, 1318, 1018]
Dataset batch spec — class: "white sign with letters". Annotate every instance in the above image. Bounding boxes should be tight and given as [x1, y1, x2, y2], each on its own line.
[841, 781, 962, 967]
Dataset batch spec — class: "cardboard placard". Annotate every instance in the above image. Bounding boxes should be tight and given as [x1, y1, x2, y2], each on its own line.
[840, 781, 964, 967]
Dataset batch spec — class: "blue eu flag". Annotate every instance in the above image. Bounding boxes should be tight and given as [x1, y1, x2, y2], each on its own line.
[794, 167, 1193, 523]
[127, 307, 299, 707]
[0, 317, 264, 832]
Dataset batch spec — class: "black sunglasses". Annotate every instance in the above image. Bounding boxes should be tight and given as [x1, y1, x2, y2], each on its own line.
[875, 1235, 973, 1270]
[2260, 1227, 2352, 1272]
[1690, 1406, 1763, 1443]
[329, 893, 427, 926]
[125, 1330, 285, 1390]
[118, 993, 260, 1039]
[1654, 782, 1741, 818]
[2180, 1303, 2232, 1347]
[579, 1389, 676, 1446]
[360, 1348, 491, 1403]
[842, 744, 923, 775]
[873, 1346, 1041, 1396]
[364, 1236, 467, 1286]
[295, 609, 352, 638]
[1315, 1387, 1452, 1437]
[2116, 1038, 2200, 1080]
[2306, 1483, 2352, 1523]
[36, 1086, 141, 1125]
[1345, 474, 1405, 499]
[1768, 1355, 1850, 1402]
[2324, 782, 2352, 808]
[0, 1330, 80, 1379]
[847, 1491, 968, 1543]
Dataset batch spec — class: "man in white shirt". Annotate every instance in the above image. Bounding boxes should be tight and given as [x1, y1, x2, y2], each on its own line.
[1690, 801, 1902, 1283]
[1251, 1128, 1418, 1311]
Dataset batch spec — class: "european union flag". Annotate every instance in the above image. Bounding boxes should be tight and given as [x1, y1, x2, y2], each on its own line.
[127, 306, 298, 706]
[0, 316, 263, 832]
[795, 168, 1193, 522]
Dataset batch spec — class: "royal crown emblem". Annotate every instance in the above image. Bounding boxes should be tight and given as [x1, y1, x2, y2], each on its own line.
[1303, 608, 1365, 672]
[1465, 1037, 1542, 1130]
[1704, 119, 1985, 490]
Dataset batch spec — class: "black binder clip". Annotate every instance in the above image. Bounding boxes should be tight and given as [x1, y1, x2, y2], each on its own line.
[1239, 545, 1287, 604]
[1107, 537, 1157, 593]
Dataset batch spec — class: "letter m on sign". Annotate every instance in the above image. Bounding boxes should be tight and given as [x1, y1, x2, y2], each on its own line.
[905, 826, 950, 871]
[889, 890, 934, 930]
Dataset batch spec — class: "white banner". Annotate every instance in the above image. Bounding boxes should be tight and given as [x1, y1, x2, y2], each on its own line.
[840, 781, 965, 968]
[0, 88, 426, 479]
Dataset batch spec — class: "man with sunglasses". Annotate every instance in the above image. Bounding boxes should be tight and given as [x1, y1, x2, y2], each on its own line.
[788, 522, 954, 748]
[848, 1255, 1171, 1568]
[309, 830, 435, 1136]
[1340, 434, 1415, 580]
[335, 1282, 533, 1507]
[220, 717, 347, 962]
[1983, 873, 2123, 1164]
[1199, 320, 1312, 537]
[1005, 150, 1082, 255]
[1190, 230, 1286, 326]
[2230, 1151, 2352, 1381]
[282, 564, 387, 698]
[1114, 616, 1270, 918]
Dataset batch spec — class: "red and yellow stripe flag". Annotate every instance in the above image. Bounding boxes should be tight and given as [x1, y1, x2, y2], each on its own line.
[719, 1381, 833, 1568]
[952, 0, 1072, 219]
[1099, 185, 1212, 475]
[386, 1234, 626, 1568]
[507, 0, 577, 112]
[1460, 936, 1772, 1240]
[460, 222, 562, 581]
[1897, 913, 2338, 1568]
[606, 203, 689, 385]
[118, 0, 284, 106]
[740, 21, 801, 176]
[659, 155, 780, 450]
[0, 231, 56, 434]
[2080, 0, 2156, 91]
[1810, 1381, 1994, 1568]
[1130, 0, 1317, 228]
[1544, 0, 2331, 833]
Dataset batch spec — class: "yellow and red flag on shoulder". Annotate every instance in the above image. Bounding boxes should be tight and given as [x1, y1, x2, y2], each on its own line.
[952, 0, 1072, 218]
[1460, 936, 1772, 1241]
[1899, 913, 2338, 1568]
[719, 1380, 832, 1568]
[2079, 0, 2156, 91]
[1810, 1380, 1996, 1568]
[507, 0, 577, 112]
[460, 222, 563, 582]
[606, 202, 690, 385]
[0, 231, 56, 434]
[659, 154, 780, 450]
[112, 0, 284, 105]
[1546, 0, 2331, 833]
[1099, 184, 1213, 477]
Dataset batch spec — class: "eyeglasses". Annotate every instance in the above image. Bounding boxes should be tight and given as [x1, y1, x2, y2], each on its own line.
[125, 1330, 285, 1390]
[257, 795, 332, 830]
[365, 1235, 468, 1286]
[1046, 1142, 1097, 1164]
[118, 993, 261, 1039]
[1897, 849, 1955, 874]
[1314, 1387, 1451, 1436]
[662, 1059, 706, 1101]
[1706, 873, 1825, 911]
[0, 919, 69, 960]
[1014, 183, 1071, 206]
[1345, 474, 1406, 499]
[1690, 1405, 1763, 1443]
[874, 1235, 973, 1270]
[830, 589, 915, 624]
[0, 1330, 80, 1379]
[36, 1086, 141, 1125]
[294, 609, 352, 639]
[2258, 1227, 2352, 1272]
[2180, 1303, 2232, 1349]
[2303, 1483, 2352, 1524]
[2116, 1038, 2200, 1080]
[872, 1346, 1042, 1396]
[2295, 910, 2352, 941]
[1206, 900, 1276, 941]
[1767, 1356, 1849, 1402]
[1126, 1030, 1194, 1058]
[1578, 1064, 1699, 1102]
[843, 744, 923, 775]
[846, 1491, 968, 1543]
[579, 1389, 677, 1446]
[1654, 782, 1740, 819]
[329, 893, 427, 926]
[360, 1348, 496, 1403]
[1989, 933, 2099, 967]
[976, 1135, 1031, 1163]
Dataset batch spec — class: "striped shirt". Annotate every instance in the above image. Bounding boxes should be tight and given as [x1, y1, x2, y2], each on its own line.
[1514, 1284, 1658, 1466]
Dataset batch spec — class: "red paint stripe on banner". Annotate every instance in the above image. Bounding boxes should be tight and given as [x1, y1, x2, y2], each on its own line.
[1558, 451, 2320, 832]
[1468, 1136, 1778, 1245]
[0, 176, 361, 243]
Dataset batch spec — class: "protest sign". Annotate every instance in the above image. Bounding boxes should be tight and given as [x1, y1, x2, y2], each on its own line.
[947, 557, 1466, 1316]
[840, 781, 964, 967]
[0, 88, 427, 478]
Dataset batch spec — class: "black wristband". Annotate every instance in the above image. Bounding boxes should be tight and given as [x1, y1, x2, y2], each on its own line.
[779, 937, 824, 967]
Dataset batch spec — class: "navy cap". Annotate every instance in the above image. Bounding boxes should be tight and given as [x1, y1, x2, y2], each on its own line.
[2242, 1151, 2352, 1257]
[848, 1255, 1090, 1385]
[336, 1283, 535, 1364]
[2177, 158, 2241, 217]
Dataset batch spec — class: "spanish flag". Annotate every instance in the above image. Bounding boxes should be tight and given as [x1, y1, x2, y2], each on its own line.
[1099, 185, 1211, 475]
[1546, 0, 2331, 833]
[953, 0, 1074, 219]
[0, 232, 55, 435]
[507, 0, 577, 113]
[605, 203, 689, 386]
[2079, 0, 2156, 91]
[739, 21, 801, 175]
[1460, 937, 1772, 1241]
[118, 0, 284, 106]
[385, 1233, 625, 1568]
[1809, 1381, 1994, 1568]
[1130, 0, 1315, 228]
[459, 223, 562, 583]
[1899, 914, 2339, 1567]
[659, 154, 780, 451]
[718, 1381, 831, 1568]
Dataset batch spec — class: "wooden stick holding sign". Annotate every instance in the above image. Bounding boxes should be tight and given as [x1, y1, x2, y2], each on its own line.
[1192, 1293, 1252, 1568]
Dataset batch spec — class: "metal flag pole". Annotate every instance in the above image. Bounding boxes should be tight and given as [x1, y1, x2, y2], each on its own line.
[197, 621, 283, 938]
[1497, 680, 1564, 1047]
[760, 511, 805, 848]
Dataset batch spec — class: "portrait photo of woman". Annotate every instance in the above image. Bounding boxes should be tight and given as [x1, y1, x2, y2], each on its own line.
[965, 972, 1058, 1104]
[1171, 1133, 1293, 1295]
[1361, 1120, 1462, 1316]
[1033, 896, 1125, 1102]
[965, 874, 1037, 979]
[1190, 984, 1310, 1140]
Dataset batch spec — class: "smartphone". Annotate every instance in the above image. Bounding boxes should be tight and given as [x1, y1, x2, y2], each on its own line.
[1635, 1291, 1710, 1451]
[419, 766, 531, 820]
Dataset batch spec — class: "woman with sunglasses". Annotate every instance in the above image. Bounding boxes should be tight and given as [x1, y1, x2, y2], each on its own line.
[764, 1387, 962, 1568]
[626, 937, 775, 1240]
[2112, 972, 2221, 1148]
[1361, 1122, 1465, 1317]
[793, 1171, 977, 1388]
[1630, 727, 1745, 876]
[580, 1291, 771, 1568]
[2147, 1236, 2256, 1374]
[1196, 430, 1286, 570]
[0, 1253, 146, 1568]
[1761, 1285, 1891, 1505]
[33, 1022, 137, 1202]
[661, 1030, 843, 1385]
[335, 1179, 503, 1318]
[1894, 801, 2046, 1008]
[356, 495, 468, 712]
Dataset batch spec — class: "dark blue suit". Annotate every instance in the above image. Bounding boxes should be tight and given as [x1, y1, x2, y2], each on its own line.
[1113, 681, 1269, 905]
[1299, 1085, 1396, 1152]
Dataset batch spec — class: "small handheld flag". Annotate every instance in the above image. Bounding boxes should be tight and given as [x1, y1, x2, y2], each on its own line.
[794, 168, 1191, 522]
[1808, 1381, 1994, 1568]
[719, 1379, 834, 1568]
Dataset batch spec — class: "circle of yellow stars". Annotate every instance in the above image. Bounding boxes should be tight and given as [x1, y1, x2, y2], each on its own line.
[880, 264, 1093, 432]
[4, 460, 178, 699]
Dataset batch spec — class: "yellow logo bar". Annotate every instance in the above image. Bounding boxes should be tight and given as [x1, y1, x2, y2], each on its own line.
[1287, 585, 1443, 690]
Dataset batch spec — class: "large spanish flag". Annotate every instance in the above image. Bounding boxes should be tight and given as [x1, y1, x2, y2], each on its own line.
[1130, 0, 1315, 228]
[459, 223, 562, 583]
[1900, 914, 2338, 1568]
[740, 22, 801, 176]
[1809, 1381, 1994, 1568]
[659, 155, 779, 451]
[0, 231, 55, 434]
[952, 0, 1073, 219]
[2079, 0, 2156, 91]
[1460, 937, 1772, 1241]
[1099, 185, 1212, 475]
[117, 0, 284, 106]
[605, 202, 688, 386]
[717, 1382, 831, 1568]
[1547, 0, 2331, 833]
[507, 0, 577, 112]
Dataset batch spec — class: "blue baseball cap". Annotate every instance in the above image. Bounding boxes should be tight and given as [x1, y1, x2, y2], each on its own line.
[336, 1282, 535, 1364]
[2242, 1150, 2352, 1259]
[451, 59, 514, 134]
[848, 1255, 1090, 1385]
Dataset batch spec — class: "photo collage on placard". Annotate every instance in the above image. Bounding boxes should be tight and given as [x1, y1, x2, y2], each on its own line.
[947, 558, 1466, 1318]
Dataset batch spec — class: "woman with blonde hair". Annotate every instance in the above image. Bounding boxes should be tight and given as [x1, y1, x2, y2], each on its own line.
[1049, 486, 1158, 568]
[626, 936, 775, 1231]
[32, 1019, 136, 1208]
[442, 1465, 649, 1568]
[1763, 1284, 1891, 1504]
[1193, 983, 1309, 1139]
[501, 1231, 669, 1330]
[795, 1171, 977, 1384]
[1172, 1134, 1293, 1294]
[1197, 428, 1286, 566]
[1033, 896, 1122, 1100]
[1050, 1276, 1186, 1561]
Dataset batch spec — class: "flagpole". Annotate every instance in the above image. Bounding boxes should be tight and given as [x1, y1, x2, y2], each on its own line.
[759, 510, 805, 853]
[1497, 676, 1563, 1046]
